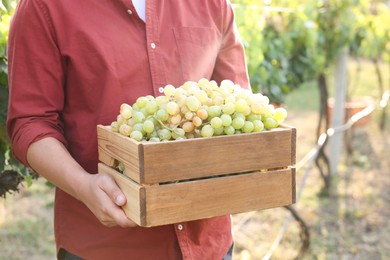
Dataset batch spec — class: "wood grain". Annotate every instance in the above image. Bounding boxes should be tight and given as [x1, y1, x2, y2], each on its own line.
[99, 163, 295, 227]
[97, 125, 296, 184]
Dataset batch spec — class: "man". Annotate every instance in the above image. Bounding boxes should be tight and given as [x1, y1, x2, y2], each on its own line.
[7, 0, 250, 259]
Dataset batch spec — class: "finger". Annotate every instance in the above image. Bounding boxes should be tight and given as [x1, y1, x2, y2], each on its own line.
[99, 194, 137, 228]
[109, 207, 138, 228]
[99, 173, 127, 207]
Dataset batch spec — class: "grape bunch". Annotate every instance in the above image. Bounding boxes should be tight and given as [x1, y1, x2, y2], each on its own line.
[110, 78, 288, 142]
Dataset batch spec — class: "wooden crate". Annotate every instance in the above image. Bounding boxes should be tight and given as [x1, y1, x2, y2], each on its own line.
[97, 124, 296, 227]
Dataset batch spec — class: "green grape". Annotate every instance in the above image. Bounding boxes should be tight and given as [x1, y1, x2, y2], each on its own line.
[224, 94, 236, 103]
[242, 121, 254, 133]
[149, 137, 161, 142]
[132, 103, 140, 111]
[184, 111, 194, 120]
[232, 112, 245, 120]
[176, 94, 187, 107]
[210, 117, 223, 129]
[264, 117, 279, 130]
[156, 95, 169, 106]
[130, 130, 143, 141]
[186, 95, 201, 112]
[235, 99, 249, 113]
[163, 84, 176, 97]
[194, 90, 208, 104]
[120, 107, 133, 119]
[132, 123, 145, 133]
[251, 102, 262, 114]
[213, 126, 224, 136]
[243, 106, 251, 116]
[220, 79, 235, 91]
[246, 114, 261, 122]
[207, 105, 222, 118]
[149, 130, 158, 138]
[158, 128, 172, 141]
[145, 100, 158, 115]
[222, 102, 236, 115]
[155, 109, 169, 121]
[174, 137, 186, 141]
[110, 121, 119, 132]
[201, 125, 214, 138]
[120, 103, 132, 111]
[145, 95, 155, 101]
[253, 120, 264, 132]
[235, 130, 242, 135]
[127, 118, 136, 127]
[232, 117, 245, 129]
[133, 111, 145, 123]
[136, 96, 149, 108]
[172, 128, 185, 139]
[146, 117, 158, 126]
[142, 120, 155, 133]
[166, 101, 180, 115]
[212, 95, 224, 106]
[224, 125, 235, 135]
[221, 114, 232, 126]
[259, 106, 273, 118]
[119, 124, 132, 136]
[116, 114, 126, 125]
[198, 78, 210, 88]
[273, 107, 287, 123]
[174, 87, 186, 99]
[118, 162, 125, 172]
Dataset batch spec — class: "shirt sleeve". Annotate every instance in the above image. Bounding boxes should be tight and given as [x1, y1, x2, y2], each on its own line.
[211, 0, 251, 90]
[6, 0, 67, 167]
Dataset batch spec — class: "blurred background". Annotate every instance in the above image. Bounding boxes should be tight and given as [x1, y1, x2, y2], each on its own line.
[1, 0, 389, 259]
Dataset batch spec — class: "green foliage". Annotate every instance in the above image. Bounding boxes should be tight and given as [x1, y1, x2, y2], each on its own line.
[0, 3, 11, 172]
[233, 0, 389, 104]
[233, 1, 328, 104]
[350, 1, 390, 62]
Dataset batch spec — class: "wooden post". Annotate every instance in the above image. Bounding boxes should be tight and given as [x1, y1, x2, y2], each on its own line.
[329, 48, 348, 175]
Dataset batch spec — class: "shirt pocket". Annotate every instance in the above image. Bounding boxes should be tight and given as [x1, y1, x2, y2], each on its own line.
[173, 27, 221, 82]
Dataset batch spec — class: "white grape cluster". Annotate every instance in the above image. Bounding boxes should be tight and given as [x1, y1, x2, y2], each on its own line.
[110, 78, 287, 142]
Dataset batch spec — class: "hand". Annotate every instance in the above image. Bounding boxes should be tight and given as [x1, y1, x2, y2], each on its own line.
[76, 172, 138, 228]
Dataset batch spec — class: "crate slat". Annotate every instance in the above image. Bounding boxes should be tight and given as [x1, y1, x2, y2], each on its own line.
[100, 163, 295, 227]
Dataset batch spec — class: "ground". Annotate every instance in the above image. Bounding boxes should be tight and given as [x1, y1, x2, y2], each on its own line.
[0, 108, 389, 260]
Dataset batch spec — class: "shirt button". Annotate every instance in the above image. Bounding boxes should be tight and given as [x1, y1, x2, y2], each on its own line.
[151, 43, 156, 49]
[177, 224, 183, 231]
[158, 87, 164, 93]
[127, 9, 132, 15]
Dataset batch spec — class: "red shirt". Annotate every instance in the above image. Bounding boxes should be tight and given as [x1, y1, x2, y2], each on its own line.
[7, 0, 250, 259]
